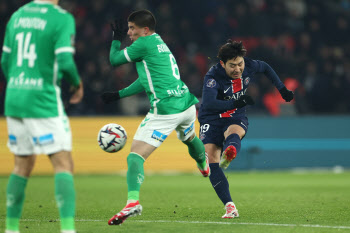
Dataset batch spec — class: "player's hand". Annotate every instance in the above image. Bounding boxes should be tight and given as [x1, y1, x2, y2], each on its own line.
[101, 91, 120, 104]
[233, 95, 255, 108]
[111, 19, 128, 41]
[279, 87, 294, 102]
[69, 82, 84, 104]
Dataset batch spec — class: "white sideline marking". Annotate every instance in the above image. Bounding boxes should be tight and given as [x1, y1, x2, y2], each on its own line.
[10, 219, 350, 229]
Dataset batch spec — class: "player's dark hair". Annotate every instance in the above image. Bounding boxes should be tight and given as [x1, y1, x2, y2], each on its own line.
[128, 10, 156, 31]
[218, 40, 247, 64]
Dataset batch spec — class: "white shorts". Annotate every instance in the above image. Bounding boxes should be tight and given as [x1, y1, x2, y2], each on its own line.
[134, 105, 196, 147]
[6, 116, 72, 156]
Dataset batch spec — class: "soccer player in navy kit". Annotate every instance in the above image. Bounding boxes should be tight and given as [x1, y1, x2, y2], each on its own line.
[198, 40, 294, 218]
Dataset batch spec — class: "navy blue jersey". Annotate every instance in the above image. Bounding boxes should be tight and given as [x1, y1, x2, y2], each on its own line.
[198, 58, 285, 122]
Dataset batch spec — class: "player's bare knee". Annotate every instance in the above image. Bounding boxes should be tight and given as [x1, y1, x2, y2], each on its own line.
[224, 125, 245, 139]
[49, 151, 74, 173]
[13, 155, 36, 177]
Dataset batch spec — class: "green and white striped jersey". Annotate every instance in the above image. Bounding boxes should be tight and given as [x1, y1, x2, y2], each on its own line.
[1, 1, 80, 118]
[110, 33, 198, 115]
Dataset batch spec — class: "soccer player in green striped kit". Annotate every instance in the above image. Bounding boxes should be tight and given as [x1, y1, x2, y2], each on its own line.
[101, 10, 210, 225]
[1, 1, 83, 233]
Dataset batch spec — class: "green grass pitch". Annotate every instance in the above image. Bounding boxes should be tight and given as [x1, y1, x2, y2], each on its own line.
[1, 171, 350, 233]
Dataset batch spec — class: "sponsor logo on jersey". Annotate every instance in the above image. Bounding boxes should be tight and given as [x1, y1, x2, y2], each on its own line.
[224, 89, 247, 100]
[244, 77, 250, 85]
[151, 130, 168, 142]
[206, 78, 216, 88]
[184, 122, 194, 136]
[8, 72, 44, 90]
[167, 85, 188, 96]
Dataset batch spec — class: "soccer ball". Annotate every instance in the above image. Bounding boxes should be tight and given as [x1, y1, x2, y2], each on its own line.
[97, 123, 127, 153]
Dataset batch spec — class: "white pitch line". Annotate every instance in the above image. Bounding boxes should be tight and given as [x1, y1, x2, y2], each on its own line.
[135, 220, 350, 229]
[9, 219, 350, 230]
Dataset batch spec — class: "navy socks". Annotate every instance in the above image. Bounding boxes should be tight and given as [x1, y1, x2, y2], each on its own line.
[223, 133, 241, 153]
[209, 163, 232, 205]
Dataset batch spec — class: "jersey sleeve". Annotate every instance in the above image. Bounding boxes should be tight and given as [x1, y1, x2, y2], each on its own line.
[2, 18, 12, 54]
[54, 13, 75, 55]
[119, 78, 144, 98]
[252, 59, 285, 90]
[55, 13, 80, 86]
[1, 18, 13, 80]
[201, 75, 235, 112]
[56, 53, 80, 86]
[109, 40, 128, 66]
[110, 37, 148, 66]
[124, 37, 148, 62]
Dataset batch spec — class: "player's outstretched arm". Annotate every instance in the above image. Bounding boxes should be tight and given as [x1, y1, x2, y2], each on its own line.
[101, 78, 144, 104]
[256, 60, 294, 102]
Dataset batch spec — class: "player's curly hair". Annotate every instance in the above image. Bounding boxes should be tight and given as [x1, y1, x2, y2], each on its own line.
[218, 39, 247, 64]
[128, 9, 156, 31]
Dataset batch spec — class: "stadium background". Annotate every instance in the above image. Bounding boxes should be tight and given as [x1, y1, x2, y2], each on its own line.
[0, 0, 350, 174]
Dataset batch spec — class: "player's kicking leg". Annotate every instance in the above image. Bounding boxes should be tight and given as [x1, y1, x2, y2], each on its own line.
[220, 128, 244, 169]
[219, 145, 237, 169]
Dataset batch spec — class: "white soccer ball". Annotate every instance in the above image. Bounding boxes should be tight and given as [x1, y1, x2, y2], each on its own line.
[97, 123, 127, 153]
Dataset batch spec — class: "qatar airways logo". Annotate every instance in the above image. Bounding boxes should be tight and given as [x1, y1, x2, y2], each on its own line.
[223, 89, 247, 100]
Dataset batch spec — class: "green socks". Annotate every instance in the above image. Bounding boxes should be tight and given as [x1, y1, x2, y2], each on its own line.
[127, 153, 145, 201]
[55, 172, 76, 231]
[183, 136, 206, 169]
[6, 174, 28, 231]
[6, 172, 75, 232]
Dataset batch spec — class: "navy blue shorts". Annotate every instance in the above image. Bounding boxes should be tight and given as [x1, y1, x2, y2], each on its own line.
[199, 117, 248, 147]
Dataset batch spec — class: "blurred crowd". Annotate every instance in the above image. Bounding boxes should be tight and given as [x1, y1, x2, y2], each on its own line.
[1, 0, 350, 116]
